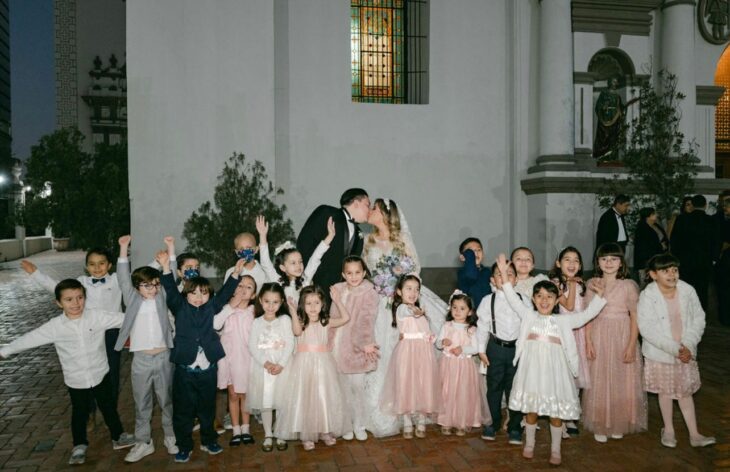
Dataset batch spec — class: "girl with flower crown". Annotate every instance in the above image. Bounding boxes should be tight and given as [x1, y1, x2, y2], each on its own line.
[256, 215, 335, 305]
[361, 198, 448, 437]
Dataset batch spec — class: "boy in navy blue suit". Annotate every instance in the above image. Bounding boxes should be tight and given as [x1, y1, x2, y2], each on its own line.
[457, 237, 492, 306]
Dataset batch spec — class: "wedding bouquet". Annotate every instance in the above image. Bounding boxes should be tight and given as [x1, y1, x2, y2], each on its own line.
[371, 249, 416, 299]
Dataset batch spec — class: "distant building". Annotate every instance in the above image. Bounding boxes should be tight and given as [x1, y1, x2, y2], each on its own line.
[0, 0, 10, 155]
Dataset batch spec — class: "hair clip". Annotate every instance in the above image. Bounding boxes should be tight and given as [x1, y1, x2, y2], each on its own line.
[383, 198, 391, 211]
[448, 289, 465, 304]
[274, 241, 296, 256]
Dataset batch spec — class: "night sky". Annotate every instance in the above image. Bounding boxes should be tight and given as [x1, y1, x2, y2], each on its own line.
[10, 0, 55, 161]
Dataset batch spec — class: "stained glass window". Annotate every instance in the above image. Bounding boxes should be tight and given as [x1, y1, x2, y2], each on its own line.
[715, 47, 730, 152]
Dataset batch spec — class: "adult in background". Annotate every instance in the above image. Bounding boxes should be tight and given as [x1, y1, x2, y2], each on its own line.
[666, 196, 694, 238]
[596, 194, 631, 253]
[633, 207, 669, 283]
[297, 188, 371, 291]
[671, 194, 716, 310]
[714, 195, 730, 325]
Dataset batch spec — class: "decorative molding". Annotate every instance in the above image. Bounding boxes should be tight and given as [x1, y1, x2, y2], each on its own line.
[574, 71, 597, 84]
[572, 0, 662, 36]
[698, 0, 730, 45]
[696, 85, 725, 105]
[661, 0, 696, 9]
[54, 0, 78, 129]
[521, 175, 729, 195]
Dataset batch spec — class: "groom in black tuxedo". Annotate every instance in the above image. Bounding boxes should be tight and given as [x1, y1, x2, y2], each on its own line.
[297, 188, 371, 290]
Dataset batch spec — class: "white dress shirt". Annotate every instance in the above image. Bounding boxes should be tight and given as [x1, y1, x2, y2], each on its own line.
[0, 309, 124, 389]
[344, 209, 355, 242]
[614, 209, 627, 242]
[476, 291, 531, 352]
[129, 299, 167, 352]
[223, 261, 267, 293]
[31, 270, 122, 312]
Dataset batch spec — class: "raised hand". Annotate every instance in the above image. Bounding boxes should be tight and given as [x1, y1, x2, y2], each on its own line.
[286, 296, 298, 313]
[156, 250, 170, 272]
[256, 215, 269, 244]
[329, 286, 341, 305]
[588, 278, 605, 297]
[118, 235, 131, 247]
[20, 260, 37, 274]
[495, 254, 510, 282]
[234, 258, 246, 276]
[163, 236, 175, 252]
[324, 216, 336, 245]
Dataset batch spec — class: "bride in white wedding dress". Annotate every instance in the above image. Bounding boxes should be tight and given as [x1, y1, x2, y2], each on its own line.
[361, 198, 448, 437]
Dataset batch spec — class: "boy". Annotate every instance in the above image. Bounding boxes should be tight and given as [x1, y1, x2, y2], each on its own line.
[457, 237, 492, 307]
[476, 260, 530, 445]
[21, 248, 124, 407]
[115, 235, 178, 462]
[0, 280, 135, 465]
[223, 229, 267, 291]
[158, 252, 245, 463]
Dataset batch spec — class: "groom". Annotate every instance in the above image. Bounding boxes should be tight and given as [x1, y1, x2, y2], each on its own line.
[297, 188, 371, 290]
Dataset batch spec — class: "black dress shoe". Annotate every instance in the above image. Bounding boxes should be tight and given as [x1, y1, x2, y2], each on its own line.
[241, 433, 255, 444]
[229, 435, 242, 447]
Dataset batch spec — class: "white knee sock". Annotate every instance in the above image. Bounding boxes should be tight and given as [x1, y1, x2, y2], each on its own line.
[550, 425, 562, 455]
[525, 423, 537, 449]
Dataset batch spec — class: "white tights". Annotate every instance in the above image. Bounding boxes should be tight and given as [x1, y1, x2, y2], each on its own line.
[658, 394, 699, 438]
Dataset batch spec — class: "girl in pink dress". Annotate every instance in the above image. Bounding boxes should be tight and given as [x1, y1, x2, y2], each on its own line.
[274, 285, 351, 451]
[379, 275, 441, 439]
[582, 243, 648, 443]
[638, 254, 715, 448]
[217, 275, 257, 446]
[436, 291, 491, 436]
[329, 256, 380, 441]
[548, 246, 589, 436]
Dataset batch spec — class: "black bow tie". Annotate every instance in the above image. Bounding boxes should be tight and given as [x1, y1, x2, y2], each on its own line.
[91, 277, 106, 285]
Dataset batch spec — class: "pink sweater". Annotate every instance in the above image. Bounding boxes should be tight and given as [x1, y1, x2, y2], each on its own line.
[328, 280, 379, 374]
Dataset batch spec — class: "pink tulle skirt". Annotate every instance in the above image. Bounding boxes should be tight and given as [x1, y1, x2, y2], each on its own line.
[437, 356, 491, 429]
[582, 315, 647, 435]
[379, 339, 441, 416]
[644, 359, 701, 399]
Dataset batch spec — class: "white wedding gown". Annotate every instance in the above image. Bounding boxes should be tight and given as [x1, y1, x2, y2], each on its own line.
[361, 237, 448, 437]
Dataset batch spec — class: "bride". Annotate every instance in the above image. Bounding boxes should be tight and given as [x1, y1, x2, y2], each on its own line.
[361, 198, 448, 437]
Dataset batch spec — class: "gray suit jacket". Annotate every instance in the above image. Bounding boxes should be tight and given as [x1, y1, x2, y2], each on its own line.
[114, 258, 175, 351]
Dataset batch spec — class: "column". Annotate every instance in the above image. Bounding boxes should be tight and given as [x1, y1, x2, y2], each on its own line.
[538, 0, 574, 164]
[661, 0, 696, 150]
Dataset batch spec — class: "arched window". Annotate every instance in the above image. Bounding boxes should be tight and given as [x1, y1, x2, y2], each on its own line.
[714, 45, 730, 177]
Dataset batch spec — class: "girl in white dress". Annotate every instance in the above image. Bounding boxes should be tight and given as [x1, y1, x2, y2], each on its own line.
[495, 254, 607, 467]
[275, 286, 351, 451]
[511, 247, 549, 299]
[247, 283, 294, 452]
[256, 215, 335, 304]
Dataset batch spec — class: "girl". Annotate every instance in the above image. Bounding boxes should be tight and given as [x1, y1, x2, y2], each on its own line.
[495, 254, 607, 466]
[329, 256, 380, 441]
[257, 215, 335, 304]
[638, 254, 715, 448]
[379, 275, 441, 439]
[275, 286, 352, 451]
[436, 291, 491, 436]
[511, 247, 549, 299]
[247, 283, 294, 452]
[216, 275, 257, 446]
[582, 243, 648, 443]
[548, 246, 589, 436]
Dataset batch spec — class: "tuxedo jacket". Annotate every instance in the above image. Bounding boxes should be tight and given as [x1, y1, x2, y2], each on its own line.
[671, 210, 716, 269]
[595, 208, 627, 250]
[297, 205, 363, 290]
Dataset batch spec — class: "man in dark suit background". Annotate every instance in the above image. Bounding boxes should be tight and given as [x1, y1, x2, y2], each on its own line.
[713, 192, 730, 324]
[671, 194, 716, 310]
[595, 194, 631, 253]
[297, 188, 371, 291]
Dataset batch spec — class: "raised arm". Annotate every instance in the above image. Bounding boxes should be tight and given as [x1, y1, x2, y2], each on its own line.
[287, 297, 304, 337]
[296, 205, 330, 267]
[116, 235, 137, 305]
[158, 252, 185, 314]
[302, 217, 335, 285]
[21, 260, 58, 293]
[256, 215, 280, 282]
[0, 319, 57, 358]
[212, 259, 245, 313]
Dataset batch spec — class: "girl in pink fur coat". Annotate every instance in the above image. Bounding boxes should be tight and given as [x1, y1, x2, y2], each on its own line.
[329, 256, 380, 441]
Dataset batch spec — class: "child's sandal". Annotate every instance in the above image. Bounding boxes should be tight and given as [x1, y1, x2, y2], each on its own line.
[275, 438, 288, 451]
[403, 428, 414, 439]
[261, 437, 274, 452]
[441, 427, 452, 436]
[415, 426, 426, 439]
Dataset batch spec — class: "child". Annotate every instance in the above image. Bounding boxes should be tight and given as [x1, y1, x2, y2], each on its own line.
[158, 252, 246, 463]
[275, 285, 352, 450]
[379, 275, 441, 439]
[476, 260, 531, 444]
[548, 246, 589, 437]
[494, 254, 607, 466]
[637, 254, 715, 448]
[217, 275, 257, 446]
[511, 247, 549, 299]
[247, 282, 295, 452]
[223, 231, 267, 291]
[582, 243, 648, 443]
[0, 279, 135, 465]
[21, 248, 124, 407]
[437, 290, 491, 436]
[329, 256, 380, 441]
[457, 237, 492, 307]
[257, 214, 335, 303]
[115, 235, 178, 462]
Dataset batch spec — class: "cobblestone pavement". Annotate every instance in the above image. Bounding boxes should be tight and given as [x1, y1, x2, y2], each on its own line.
[0, 250, 727, 471]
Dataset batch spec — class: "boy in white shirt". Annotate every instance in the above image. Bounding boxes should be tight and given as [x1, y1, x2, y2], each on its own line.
[0, 279, 135, 465]
[223, 230, 267, 291]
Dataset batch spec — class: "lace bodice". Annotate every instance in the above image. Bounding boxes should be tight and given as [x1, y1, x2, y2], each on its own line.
[364, 237, 421, 298]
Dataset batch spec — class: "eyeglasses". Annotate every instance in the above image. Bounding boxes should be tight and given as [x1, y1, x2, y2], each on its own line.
[139, 282, 161, 290]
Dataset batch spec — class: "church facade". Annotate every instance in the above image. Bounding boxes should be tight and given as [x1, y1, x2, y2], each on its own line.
[126, 0, 730, 272]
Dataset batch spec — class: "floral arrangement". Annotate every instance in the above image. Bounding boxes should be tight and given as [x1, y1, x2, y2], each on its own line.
[371, 249, 416, 298]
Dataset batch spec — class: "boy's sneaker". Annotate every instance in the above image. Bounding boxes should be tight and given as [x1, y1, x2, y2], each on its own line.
[200, 442, 223, 455]
[68, 445, 87, 465]
[112, 432, 136, 450]
[224, 413, 232, 430]
[481, 425, 496, 441]
[175, 450, 191, 463]
[164, 436, 179, 455]
[124, 441, 154, 463]
[508, 430, 523, 445]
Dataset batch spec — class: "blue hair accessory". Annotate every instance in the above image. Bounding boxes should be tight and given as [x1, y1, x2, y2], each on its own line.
[183, 268, 200, 280]
[237, 248, 256, 262]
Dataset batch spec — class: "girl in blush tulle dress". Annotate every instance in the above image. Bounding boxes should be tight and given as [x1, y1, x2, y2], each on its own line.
[217, 275, 257, 446]
[582, 243, 648, 443]
[274, 286, 351, 451]
[638, 254, 715, 448]
[548, 246, 590, 437]
[436, 291, 491, 436]
[379, 275, 441, 439]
